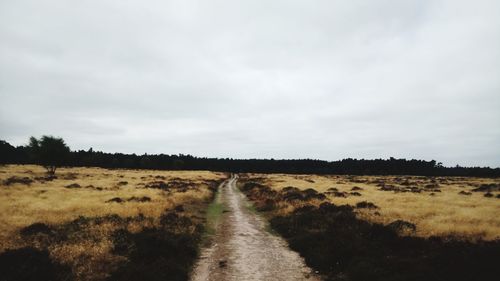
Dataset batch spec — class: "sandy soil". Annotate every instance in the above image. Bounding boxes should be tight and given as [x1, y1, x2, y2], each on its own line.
[190, 175, 319, 281]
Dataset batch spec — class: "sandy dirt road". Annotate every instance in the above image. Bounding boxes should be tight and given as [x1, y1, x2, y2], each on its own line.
[190, 175, 319, 281]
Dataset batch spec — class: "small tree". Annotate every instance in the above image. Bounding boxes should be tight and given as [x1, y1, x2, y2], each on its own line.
[28, 136, 70, 175]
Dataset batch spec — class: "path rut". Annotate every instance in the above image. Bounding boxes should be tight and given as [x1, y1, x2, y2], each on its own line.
[190, 175, 319, 281]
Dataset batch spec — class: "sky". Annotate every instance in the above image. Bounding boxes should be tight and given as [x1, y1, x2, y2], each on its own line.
[1, 0, 499, 167]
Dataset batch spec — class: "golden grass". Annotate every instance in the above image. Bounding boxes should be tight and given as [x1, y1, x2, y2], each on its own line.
[251, 173, 500, 240]
[0, 164, 225, 252]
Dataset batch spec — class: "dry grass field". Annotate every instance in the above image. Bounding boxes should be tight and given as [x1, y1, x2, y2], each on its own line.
[0, 164, 225, 281]
[2, 164, 499, 281]
[249, 173, 500, 240]
[239, 174, 500, 280]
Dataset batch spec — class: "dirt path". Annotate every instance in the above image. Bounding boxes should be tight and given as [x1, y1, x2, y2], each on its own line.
[190, 175, 319, 281]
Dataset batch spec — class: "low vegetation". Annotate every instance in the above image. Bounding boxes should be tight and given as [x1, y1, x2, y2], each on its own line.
[0, 165, 225, 281]
[250, 173, 500, 239]
[238, 174, 500, 280]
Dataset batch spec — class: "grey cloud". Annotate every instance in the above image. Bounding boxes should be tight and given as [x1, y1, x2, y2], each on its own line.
[1, 0, 499, 166]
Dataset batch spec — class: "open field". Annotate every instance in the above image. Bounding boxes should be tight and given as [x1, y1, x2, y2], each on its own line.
[248, 173, 500, 240]
[238, 175, 500, 281]
[1, 165, 499, 281]
[0, 165, 226, 281]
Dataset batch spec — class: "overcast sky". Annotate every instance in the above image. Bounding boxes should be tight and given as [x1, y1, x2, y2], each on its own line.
[1, 0, 499, 167]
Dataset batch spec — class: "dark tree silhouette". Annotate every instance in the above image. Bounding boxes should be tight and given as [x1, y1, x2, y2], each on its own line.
[28, 136, 70, 175]
[0, 140, 18, 164]
[0, 137, 498, 177]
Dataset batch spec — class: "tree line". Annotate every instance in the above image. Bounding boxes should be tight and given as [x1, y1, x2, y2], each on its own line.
[1, 136, 499, 177]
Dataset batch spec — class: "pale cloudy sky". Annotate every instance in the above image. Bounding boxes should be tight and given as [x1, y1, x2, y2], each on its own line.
[1, 0, 499, 167]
